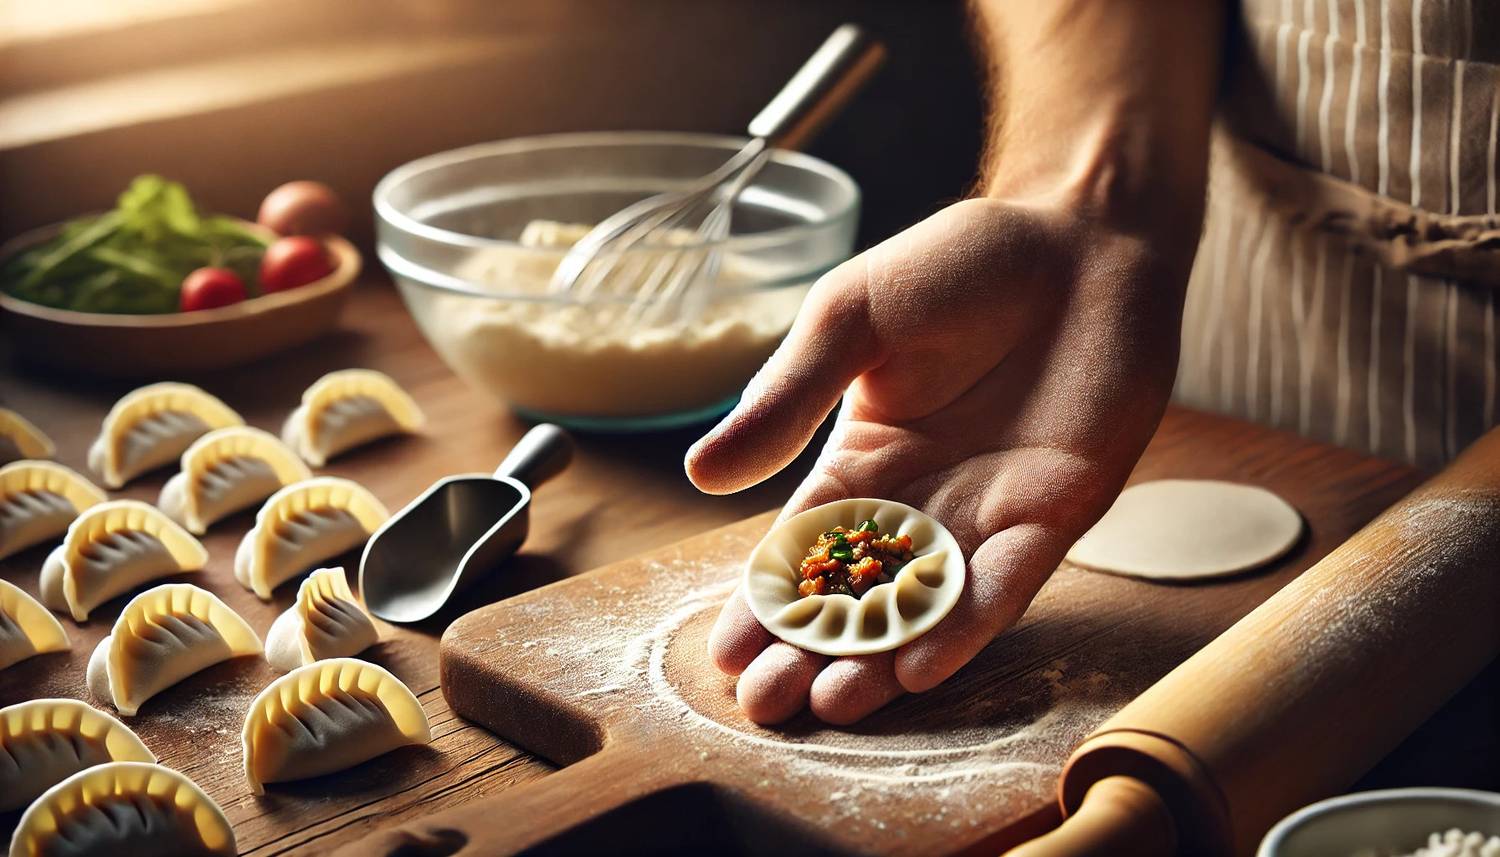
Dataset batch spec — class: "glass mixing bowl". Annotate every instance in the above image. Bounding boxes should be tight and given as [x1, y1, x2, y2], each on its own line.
[374, 132, 860, 431]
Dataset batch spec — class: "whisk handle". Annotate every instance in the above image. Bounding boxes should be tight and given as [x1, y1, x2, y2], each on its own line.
[747, 23, 886, 151]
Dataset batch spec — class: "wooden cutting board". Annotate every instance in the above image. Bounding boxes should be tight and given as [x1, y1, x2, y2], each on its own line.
[376, 409, 1422, 857]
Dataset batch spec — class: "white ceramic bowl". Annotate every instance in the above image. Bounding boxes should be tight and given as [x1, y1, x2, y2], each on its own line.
[1259, 788, 1500, 857]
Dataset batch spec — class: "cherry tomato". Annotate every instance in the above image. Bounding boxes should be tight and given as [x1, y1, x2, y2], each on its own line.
[179, 267, 247, 311]
[259, 236, 335, 293]
[257, 180, 347, 236]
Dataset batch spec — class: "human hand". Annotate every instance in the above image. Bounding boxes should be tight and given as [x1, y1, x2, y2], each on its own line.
[685, 195, 1193, 724]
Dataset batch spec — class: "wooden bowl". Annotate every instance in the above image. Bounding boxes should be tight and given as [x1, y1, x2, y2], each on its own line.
[0, 222, 360, 378]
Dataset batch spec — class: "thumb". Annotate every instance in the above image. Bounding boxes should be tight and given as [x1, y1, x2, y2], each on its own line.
[685, 261, 883, 495]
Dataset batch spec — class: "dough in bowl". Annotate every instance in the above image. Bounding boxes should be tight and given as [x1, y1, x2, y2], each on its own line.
[1066, 479, 1304, 581]
[744, 499, 965, 657]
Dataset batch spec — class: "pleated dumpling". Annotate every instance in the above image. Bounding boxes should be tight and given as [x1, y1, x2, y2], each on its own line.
[0, 579, 70, 671]
[159, 426, 312, 535]
[0, 461, 108, 561]
[265, 567, 379, 672]
[234, 477, 389, 600]
[281, 369, 423, 466]
[0, 408, 55, 465]
[242, 657, 430, 793]
[87, 584, 261, 717]
[88, 382, 243, 488]
[40, 500, 209, 621]
[744, 498, 966, 657]
[10, 761, 235, 857]
[0, 698, 156, 811]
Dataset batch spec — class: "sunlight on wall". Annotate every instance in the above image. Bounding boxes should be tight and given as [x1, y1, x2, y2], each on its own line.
[0, 0, 250, 44]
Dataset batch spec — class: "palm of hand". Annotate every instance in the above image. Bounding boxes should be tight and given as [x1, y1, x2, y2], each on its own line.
[687, 198, 1187, 724]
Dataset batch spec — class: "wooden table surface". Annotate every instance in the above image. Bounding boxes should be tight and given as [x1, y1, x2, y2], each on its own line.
[2, 279, 1496, 856]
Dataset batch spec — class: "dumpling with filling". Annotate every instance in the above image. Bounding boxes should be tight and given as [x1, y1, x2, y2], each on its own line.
[0, 579, 70, 671]
[744, 498, 966, 656]
[87, 584, 261, 716]
[10, 761, 235, 857]
[0, 460, 108, 561]
[234, 477, 388, 600]
[265, 567, 379, 672]
[0, 408, 55, 465]
[159, 426, 311, 534]
[88, 382, 243, 488]
[281, 369, 423, 466]
[40, 500, 208, 621]
[0, 698, 156, 811]
[242, 657, 430, 793]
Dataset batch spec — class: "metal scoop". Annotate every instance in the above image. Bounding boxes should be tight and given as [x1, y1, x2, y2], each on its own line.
[359, 424, 574, 623]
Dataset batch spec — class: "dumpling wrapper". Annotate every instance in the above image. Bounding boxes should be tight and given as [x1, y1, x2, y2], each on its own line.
[744, 498, 966, 657]
[40, 499, 209, 621]
[242, 657, 430, 793]
[0, 460, 107, 561]
[87, 583, 262, 716]
[234, 477, 389, 600]
[0, 698, 156, 811]
[281, 368, 424, 467]
[265, 566, 379, 672]
[10, 761, 235, 857]
[0, 408, 55, 465]
[1065, 479, 1304, 580]
[159, 425, 311, 534]
[88, 382, 243, 489]
[0, 579, 70, 672]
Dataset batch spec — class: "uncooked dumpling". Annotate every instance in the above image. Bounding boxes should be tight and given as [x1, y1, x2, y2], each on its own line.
[159, 425, 311, 534]
[0, 460, 107, 561]
[0, 408, 55, 465]
[0, 579, 70, 671]
[0, 698, 156, 811]
[744, 498, 966, 657]
[40, 499, 208, 621]
[9, 761, 235, 857]
[281, 369, 424, 466]
[88, 382, 243, 488]
[87, 583, 262, 716]
[265, 566, 379, 672]
[1065, 479, 1304, 580]
[242, 657, 430, 793]
[234, 477, 389, 600]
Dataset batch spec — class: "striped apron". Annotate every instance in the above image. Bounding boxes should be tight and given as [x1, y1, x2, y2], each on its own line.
[1174, 0, 1500, 470]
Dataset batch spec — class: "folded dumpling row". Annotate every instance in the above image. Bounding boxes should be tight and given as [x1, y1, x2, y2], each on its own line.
[282, 369, 423, 467]
[0, 697, 155, 811]
[88, 382, 243, 488]
[10, 761, 235, 857]
[265, 567, 379, 672]
[40, 500, 208, 621]
[242, 657, 430, 793]
[0, 460, 107, 562]
[159, 425, 312, 534]
[88, 583, 262, 716]
[0, 408, 55, 466]
[0, 579, 70, 672]
[235, 477, 389, 600]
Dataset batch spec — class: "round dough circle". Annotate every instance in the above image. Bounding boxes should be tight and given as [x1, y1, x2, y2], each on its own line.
[1065, 479, 1303, 580]
[743, 498, 965, 657]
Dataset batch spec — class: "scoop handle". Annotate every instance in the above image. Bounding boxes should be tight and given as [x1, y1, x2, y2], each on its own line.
[495, 424, 574, 489]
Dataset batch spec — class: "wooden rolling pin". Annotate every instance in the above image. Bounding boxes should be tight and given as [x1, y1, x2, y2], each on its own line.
[1008, 426, 1500, 856]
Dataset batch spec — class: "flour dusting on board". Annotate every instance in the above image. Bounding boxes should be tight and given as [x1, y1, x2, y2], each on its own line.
[477, 551, 1129, 836]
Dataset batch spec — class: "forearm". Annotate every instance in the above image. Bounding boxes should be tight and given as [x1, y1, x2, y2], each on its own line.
[971, 0, 1225, 239]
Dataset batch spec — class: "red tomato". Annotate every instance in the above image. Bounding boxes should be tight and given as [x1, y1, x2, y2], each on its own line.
[179, 267, 247, 311]
[258, 180, 347, 236]
[260, 236, 335, 293]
